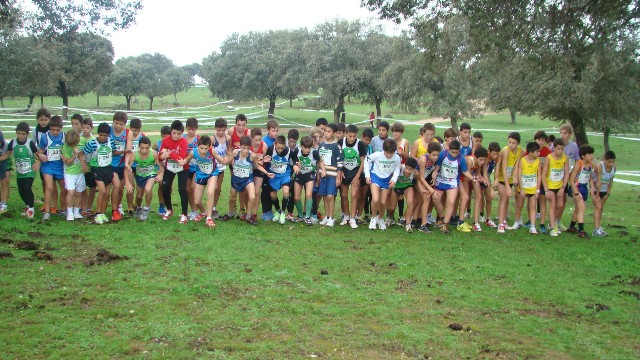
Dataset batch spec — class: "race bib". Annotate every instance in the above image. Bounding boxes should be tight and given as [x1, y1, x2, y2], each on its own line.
[233, 165, 252, 178]
[167, 159, 182, 173]
[442, 163, 458, 179]
[521, 174, 536, 189]
[136, 165, 154, 177]
[577, 170, 591, 184]
[47, 147, 62, 161]
[97, 151, 112, 167]
[271, 161, 287, 174]
[506, 166, 514, 178]
[319, 148, 332, 166]
[550, 168, 564, 182]
[115, 141, 125, 152]
[344, 158, 358, 171]
[198, 161, 214, 175]
[380, 160, 395, 171]
[16, 159, 31, 174]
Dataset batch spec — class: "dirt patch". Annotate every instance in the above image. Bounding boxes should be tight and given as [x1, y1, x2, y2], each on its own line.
[0, 238, 14, 244]
[620, 290, 640, 300]
[608, 224, 627, 229]
[33, 251, 53, 261]
[15, 241, 38, 250]
[585, 303, 610, 312]
[395, 278, 418, 291]
[435, 298, 444, 304]
[0, 252, 13, 259]
[618, 230, 630, 236]
[85, 249, 129, 266]
[320, 269, 329, 275]
[388, 262, 399, 270]
[448, 323, 464, 331]
[26, 231, 44, 238]
[1, 212, 14, 218]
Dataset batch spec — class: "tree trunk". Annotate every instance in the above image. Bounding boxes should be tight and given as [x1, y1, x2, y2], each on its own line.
[174, 92, 178, 103]
[603, 126, 610, 153]
[268, 98, 276, 118]
[59, 80, 69, 120]
[510, 108, 517, 125]
[289, 98, 293, 107]
[375, 96, 382, 125]
[26, 95, 34, 111]
[149, 96, 154, 111]
[125, 95, 132, 111]
[568, 111, 589, 145]
[40, 96, 44, 108]
[0, 97, 4, 108]
[334, 95, 346, 124]
[96, 93, 100, 109]
[450, 116, 458, 129]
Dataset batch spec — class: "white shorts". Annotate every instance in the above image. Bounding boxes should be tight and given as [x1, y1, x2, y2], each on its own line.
[64, 173, 86, 192]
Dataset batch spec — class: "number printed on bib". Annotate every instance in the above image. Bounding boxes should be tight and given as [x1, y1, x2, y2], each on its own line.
[506, 166, 514, 178]
[550, 168, 564, 182]
[48, 147, 62, 161]
[319, 149, 332, 166]
[271, 161, 287, 174]
[521, 174, 536, 189]
[197, 161, 213, 174]
[136, 165, 154, 177]
[16, 160, 31, 174]
[442, 163, 458, 179]
[233, 165, 251, 178]
[167, 159, 182, 173]
[97, 152, 112, 167]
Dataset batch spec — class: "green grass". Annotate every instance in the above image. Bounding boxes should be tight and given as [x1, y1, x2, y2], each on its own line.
[1, 88, 639, 358]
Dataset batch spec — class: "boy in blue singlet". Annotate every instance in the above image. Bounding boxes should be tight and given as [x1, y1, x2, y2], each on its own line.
[265, 135, 298, 225]
[126, 117, 144, 215]
[109, 111, 133, 222]
[184, 117, 200, 220]
[230, 136, 271, 225]
[592, 151, 615, 237]
[37, 115, 67, 222]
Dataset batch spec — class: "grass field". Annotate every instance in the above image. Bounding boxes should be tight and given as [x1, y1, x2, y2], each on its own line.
[1, 88, 639, 358]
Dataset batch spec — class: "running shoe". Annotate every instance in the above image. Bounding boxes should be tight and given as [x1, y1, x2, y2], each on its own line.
[349, 218, 358, 229]
[205, 217, 216, 228]
[472, 222, 482, 232]
[179, 214, 188, 224]
[162, 209, 174, 220]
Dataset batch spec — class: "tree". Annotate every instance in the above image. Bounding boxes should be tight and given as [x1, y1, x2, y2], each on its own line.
[54, 31, 114, 118]
[1, 0, 142, 38]
[357, 32, 398, 122]
[103, 59, 153, 110]
[165, 67, 194, 103]
[364, 0, 640, 145]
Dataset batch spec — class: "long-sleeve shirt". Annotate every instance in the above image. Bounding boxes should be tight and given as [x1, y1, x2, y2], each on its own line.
[364, 151, 401, 182]
[160, 136, 189, 172]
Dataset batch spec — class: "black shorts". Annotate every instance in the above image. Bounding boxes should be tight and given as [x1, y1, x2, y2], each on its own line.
[498, 181, 512, 188]
[341, 174, 357, 187]
[93, 166, 113, 186]
[360, 172, 368, 187]
[525, 193, 536, 198]
[394, 186, 412, 195]
[548, 188, 560, 194]
[295, 172, 316, 185]
[112, 166, 125, 180]
[84, 172, 97, 188]
[254, 169, 265, 179]
[188, 171, 195, 179]
[599, 191, 608, 198]
[565, 183, 572, 197]
[538, 187, 546, 196]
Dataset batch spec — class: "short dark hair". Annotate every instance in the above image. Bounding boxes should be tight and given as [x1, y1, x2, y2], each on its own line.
[49, 115, 63, 128]
[36, 108, 51, 120]
[552, 138, 564, 148]
[198, 135, 212, 146]
[16, 122, 30, 133]
[548, 134, 556, 143]
[288, 129, 299, 140]
[160, 126, 171, 136]
[427, 142, 441, 153]
[422, 123, 435, 132]
[81, 118, 93, 128]
[508, 132, 521, 143]
[235, 114, 247, 123]
[579, 144, 594, 158]
[604, 151, 616, 160]
[377, 121, 390, 131]
[382, 138, 397, 152]
[336, 122, 346, 133]
[488, 142, 501, 153]
[391, 122, 404, 133]
[97, 122, 110, 134]
[139, 136, 151, 146]
[240, 135, 251, 147]
[460, 122, 471, 131]
[346, 124, 359, 134]
[327, 123, 338, 133]
[362, 128, 374, 139]
[251, 128, 262, 138]
[129, 118, 142, 130]
[113, 111, 128, 123]
[435, 136, 444, 144]
[475, 146, 488, 158]
[71, 113, 83, 121]
[449, 140, 461, 150]
[472, 131, 483, 139]
[186, 117, 198, 129]
[315, 118, 328, 127]
[405, 157, 418, 169]
[275, 135, 286, 145]
[215, 117, 227, 129]
[526, 141, 540, 154]
[266, 119, 279, 130]
[300, 136, 313, 148]
[171, 120, 184, 132]
[534, 131, 547, 141]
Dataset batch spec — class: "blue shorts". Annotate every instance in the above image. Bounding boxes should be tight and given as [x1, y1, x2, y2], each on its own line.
[435, 180, 458, 191]
[269, 173, 291, 191]
[112, 166, 125, 180]
[135, 175, 154, 188]
[40, 162, 64, 180]
[0, 160, 6, 180]
[195, 174, 217, 186]
[569, 184, 589, 200]
[318, 176, 338, 196]
[232, 175, 254, 192]
[370, 172, 392, 190]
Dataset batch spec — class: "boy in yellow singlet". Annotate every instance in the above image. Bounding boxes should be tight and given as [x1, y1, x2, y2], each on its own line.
[517, 142, 542, 235]
[542, 138, 569, 237]
[496, 132, 523, 233]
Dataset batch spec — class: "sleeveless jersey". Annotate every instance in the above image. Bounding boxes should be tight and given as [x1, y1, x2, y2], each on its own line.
[498, 146, 522, 184]
[44, 132, 65, 162]
[397, 138, 408, 164]
[232, 152, 254, 179]
[183, 134, 199, 172]
[231, 127, 249, 150]
[520, 157, 540, 195]
[546, 153, 567, 190]
[573, 160, 592, 187]
[342, 138, 362, 175]
[135, 151, 157, 178]
[110, 128, 129, 167]
[131, 132, 144, 168]
[422, 154, 436, 179]
[270, 147, 291, 175]
[458, 137, 473, 157]
[415, 138, 429, 158]
[487, 160, 496, 175]
[599, 162, 615, 192]
[213, 135, 228, 171]
[250, 140, 265, 155]
[436, 150, 463, 188]
[192, 148, 217, 179]
[298, 149, 319, 174]
[11, 139, 36, 178]
[90, 139, 113, 168]
[395, 165, 415, 189]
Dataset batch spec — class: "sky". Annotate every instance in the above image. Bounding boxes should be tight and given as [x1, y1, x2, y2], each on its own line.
[109, 0, 403, 66]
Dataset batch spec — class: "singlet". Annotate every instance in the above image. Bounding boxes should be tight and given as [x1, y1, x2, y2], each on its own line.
[131, 132, 144, 168]
[135, 151, 157, 178]
[43, 132, 65, 162]
[110, 128, 129, 167]
[250, 140, 265, 155]
[520, 157, 540, 195]
[342, 138, 363, 176]
[415, 138, 429, 158]
[395, 165, 415, 189]
[269, 147, 292, 175]
[498, 146, 523, 184]
[460, 156, 478, 182]
[546, 153, 567, 190]
[184, 134, 199, 172]
[422, 154, 436, 179]
[396, 138, 408, 164]
[458, 136, 473, 157]
[487, 160, 496, 175]
[573, 160, 592, 187]
[435, 150, 466, 188]
[599, 162, 616, 192]
[231, 127, 249, 150]
[192, 148, 217, 180]
[298, 149, 319, 174]
[89, 139, 113, 168]
[213, 135, 228, 171]
[232, 151, 254, 179]
[10, 139, 36, 178]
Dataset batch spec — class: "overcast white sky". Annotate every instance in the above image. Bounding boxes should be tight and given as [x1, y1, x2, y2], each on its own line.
[109, 0, 403, 66]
